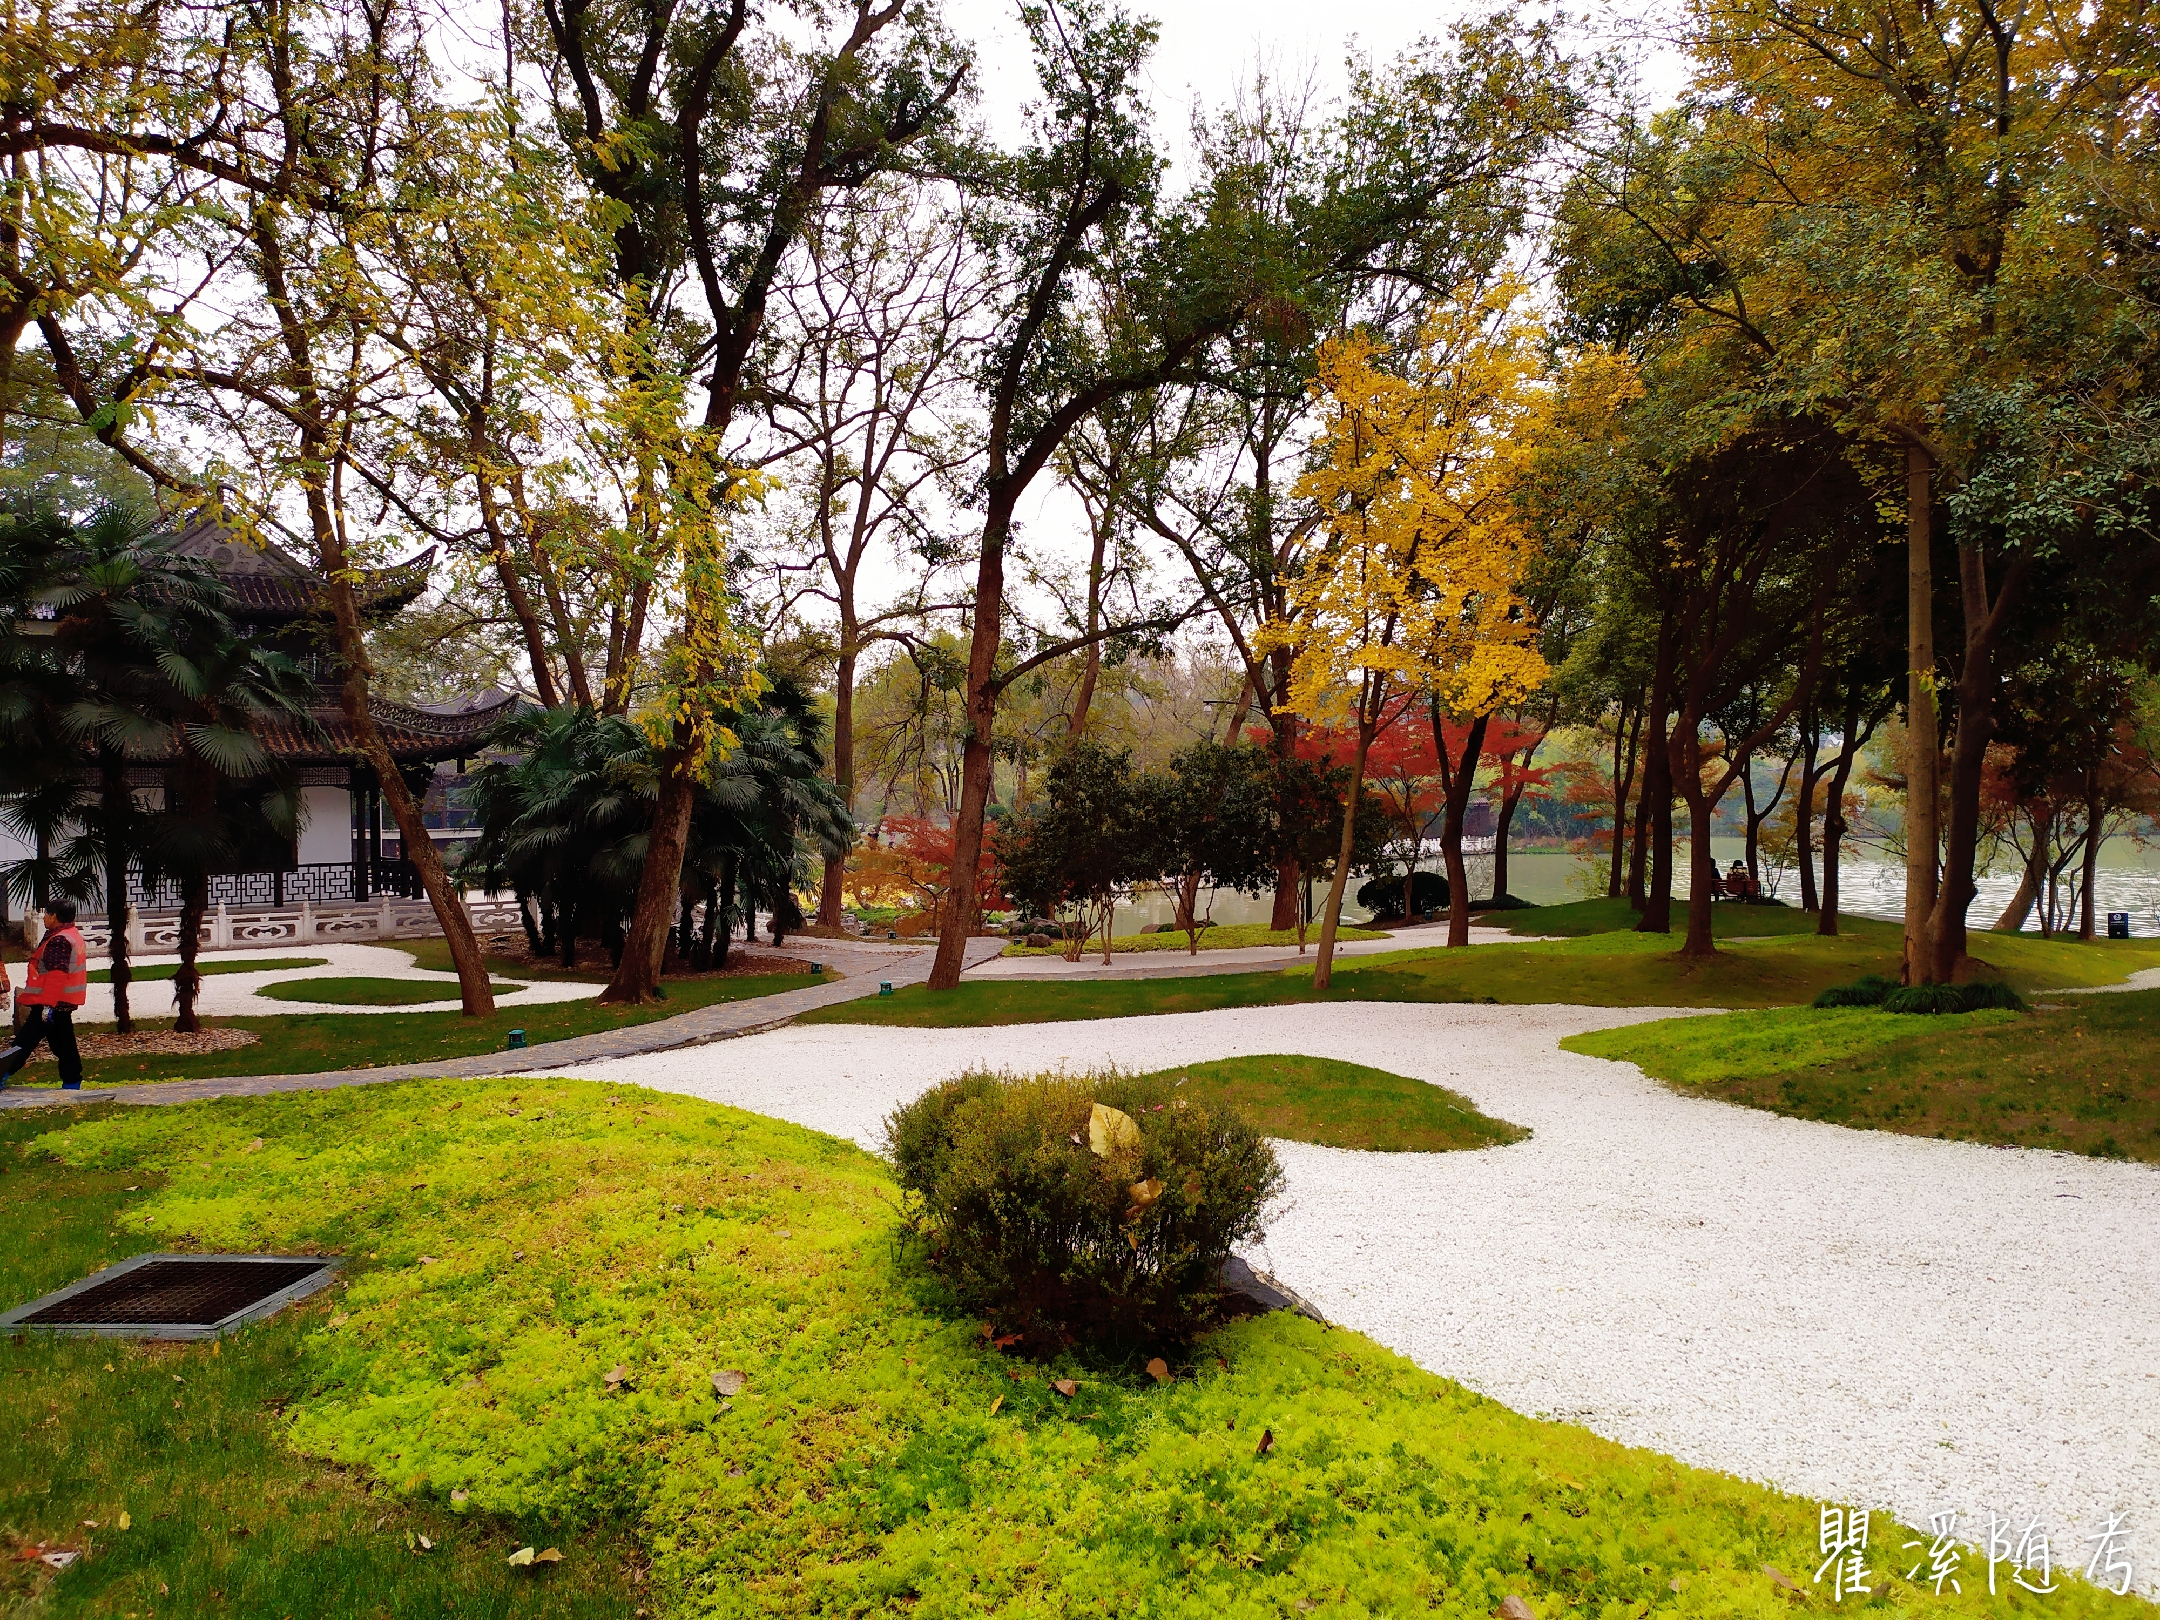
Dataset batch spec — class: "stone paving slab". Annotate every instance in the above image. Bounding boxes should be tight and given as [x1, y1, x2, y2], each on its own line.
[0, 937, 1005, 1111]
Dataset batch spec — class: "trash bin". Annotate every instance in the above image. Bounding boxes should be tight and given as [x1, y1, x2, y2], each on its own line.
[2107, 912, 2131, 940]
[878, 981, 893, 997]
[506, 1028, 527, 1050]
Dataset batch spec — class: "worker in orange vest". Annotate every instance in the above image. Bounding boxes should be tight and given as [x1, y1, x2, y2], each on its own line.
[0, 898, 88, 1090]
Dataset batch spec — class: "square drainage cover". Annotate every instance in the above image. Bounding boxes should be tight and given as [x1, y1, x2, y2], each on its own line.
[0, 1252, 341, 1340]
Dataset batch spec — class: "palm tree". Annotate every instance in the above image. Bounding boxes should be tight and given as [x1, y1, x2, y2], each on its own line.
[460, 706, 651, 969]
[463, 677, 851, 976]
[42, 505, 231, 1030]
[684, 677, 852, 966]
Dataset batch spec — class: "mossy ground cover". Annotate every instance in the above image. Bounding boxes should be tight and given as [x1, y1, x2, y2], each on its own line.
[1489, 899, 1840, 939]
[1140, 1055, 1527, 1152]
[0, 1101, 637, 1619]
[400, 937, 616, 983]
[6, 972, 815, 1088]
[6, 1078, 2136, 1619]
[1002, 923, 1390, 958]
[89, 956, 328, 984]
[812, 911, 2160, 1029]
[1565, 991, 2160, 1161]
[256, 974, 529, 1006]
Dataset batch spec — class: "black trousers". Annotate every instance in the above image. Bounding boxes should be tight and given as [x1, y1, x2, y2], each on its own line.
[1, 1004, 80, 1088]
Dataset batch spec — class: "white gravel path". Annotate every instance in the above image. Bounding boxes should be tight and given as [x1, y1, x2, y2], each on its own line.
[78, 943, 601, 1019]
[545, 1001, 2160, 1592]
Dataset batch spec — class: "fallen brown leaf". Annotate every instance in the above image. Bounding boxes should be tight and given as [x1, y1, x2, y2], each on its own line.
[1145, 1358, 1170, 1383]
[604, 1365, 628, 1389]
[535, 1547, 563, 1564]
[1051, 1378, 1079, 1398]
[1255, 1427, 1274, 1457]
[1762, 1565, 1804, 1597]
[1497, 1596, 1538, 1620]
[711, 1369, 746, 1397]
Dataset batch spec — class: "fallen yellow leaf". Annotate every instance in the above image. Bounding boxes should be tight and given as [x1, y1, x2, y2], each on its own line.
[1087, 1103, 1140, 1157]
[989, 1395, 1003, 1416]
[117, 1511, 130, 1531]
[535, 1547, 563, 1564]
[507, 1546, 536, 1566]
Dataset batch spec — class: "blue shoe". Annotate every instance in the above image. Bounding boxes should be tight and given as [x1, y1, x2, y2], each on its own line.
[61, 1080, 81, 1091]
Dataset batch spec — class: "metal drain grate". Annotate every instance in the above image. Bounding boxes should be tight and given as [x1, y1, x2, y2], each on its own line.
[0, 1253, 341, 1340]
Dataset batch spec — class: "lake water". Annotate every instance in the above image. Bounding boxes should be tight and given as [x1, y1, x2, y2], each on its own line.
[1120, 840, 2160, 939]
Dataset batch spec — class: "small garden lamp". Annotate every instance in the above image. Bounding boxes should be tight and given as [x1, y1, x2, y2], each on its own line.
[506, 1028, 527, 1051]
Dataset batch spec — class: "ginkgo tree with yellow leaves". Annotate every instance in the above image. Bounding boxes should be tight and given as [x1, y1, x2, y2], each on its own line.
[1260, 282, 1550, 989]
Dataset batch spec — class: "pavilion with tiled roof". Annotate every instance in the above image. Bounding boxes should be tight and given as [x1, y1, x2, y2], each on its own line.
[133, 515, 517, 909]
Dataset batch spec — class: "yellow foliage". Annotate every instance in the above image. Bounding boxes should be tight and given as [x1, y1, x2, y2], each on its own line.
[1259, 281, 1550, 729]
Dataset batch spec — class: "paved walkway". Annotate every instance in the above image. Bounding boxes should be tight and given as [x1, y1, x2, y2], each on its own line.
[81, 942, 603, 1020]
[0, 936, 1003, 1110]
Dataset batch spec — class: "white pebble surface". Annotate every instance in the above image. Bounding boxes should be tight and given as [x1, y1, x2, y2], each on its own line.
[545, 1001, 2160, 1594]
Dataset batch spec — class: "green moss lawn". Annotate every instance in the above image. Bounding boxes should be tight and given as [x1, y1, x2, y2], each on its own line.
[1565, 989, 2160, 1161]
[808, 907, 2160, 1028]
[4, 1079, 2137, 1618]
[256, 975, 530, 1006]
[1142, 1055, 1526, 1152]
[1003, 923, 1389, 957]
[11, 972, 816, 1088]
[0, 1101, 637, 1618]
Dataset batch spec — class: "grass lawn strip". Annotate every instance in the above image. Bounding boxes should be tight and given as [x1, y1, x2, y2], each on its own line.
[1143, 1054, 1527, 1152]
[808, 911, 2160, 1028]
[1567, 991, 2160, 1162]
[88, 955, 329, 984]
[0, 1102, 637, 1617]
[15, 1079, 2136, 1619]
[257, 974, 531, 1006]
[10, 971, 816, 1088]
[1001, 923, 1390, 957]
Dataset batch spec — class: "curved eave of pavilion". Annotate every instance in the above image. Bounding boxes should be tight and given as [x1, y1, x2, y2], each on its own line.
[252, 689, 519, 766]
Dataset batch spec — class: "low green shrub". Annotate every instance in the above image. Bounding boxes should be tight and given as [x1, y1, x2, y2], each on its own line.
[1882, 980, 2026, 1015]
[885, 1069, 1282, 1352]
[1812, 973, 1897, 1008]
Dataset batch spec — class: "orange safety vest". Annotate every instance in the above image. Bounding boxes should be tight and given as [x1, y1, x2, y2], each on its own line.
[22, 925, 88, 1009]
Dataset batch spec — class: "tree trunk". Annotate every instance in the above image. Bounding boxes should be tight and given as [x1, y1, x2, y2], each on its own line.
[173, 872, 207, 1033]
[1637, 620, 1676, 931]
[100, 751, 133, 1035]
[479, 482, 561, 708]
[1816, 699, 1865, 937]
[1268, 698, 1299, 931]
[1439, 711, 1492, 948]
[1627, 776, 1650, 910]
[170, 755, 215, 1033]
[931, 497, 1017, 991]
[2078, 778, 2103, 941]
[1903, 441, 1942, 983]
[1796, 712, 1821, 913]
[1929, 545, 2027, 983]
[1993, 810, 2047, 932]
[1068, 518, 1108, 736]
[1608, 699, 1640, 900]
[1673, 716, 1720, 959]
[1492, 782, 1521, 903]
[1312, 717, 1375, 990]
[817, 645, 858, 928]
